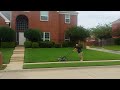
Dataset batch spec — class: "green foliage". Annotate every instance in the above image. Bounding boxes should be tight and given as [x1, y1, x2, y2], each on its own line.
[114, 38, 120, 45]
[0, 26, 15, 42]
[1, 42, 16, 48]
[39, 41, 55, 48]
[24, 41, 32, 48]
[54, 44, 61, 48]
[32, 42, 39, 48]
[24, 28, 42, 42]
[65, 26, 90, 42]
[91, 24, 112, 40]
[62, 41, 75, 47]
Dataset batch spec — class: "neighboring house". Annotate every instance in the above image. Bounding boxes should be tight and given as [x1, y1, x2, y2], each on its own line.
[0, 11, 78, 45]
[112, 18, 120, 38]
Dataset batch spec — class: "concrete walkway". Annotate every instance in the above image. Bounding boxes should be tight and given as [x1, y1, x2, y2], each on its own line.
[1, 65, 120, 79]
[87, 46, 120, 54]
[5, 46, 24, 70]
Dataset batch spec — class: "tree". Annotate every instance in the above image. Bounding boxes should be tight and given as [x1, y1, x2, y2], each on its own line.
[0, 26, 15, 42]
[91, 24, 112, 46]
[91, 24, 112, 39]
[24, 28, 42, 42]
[65, 26, 90, 48]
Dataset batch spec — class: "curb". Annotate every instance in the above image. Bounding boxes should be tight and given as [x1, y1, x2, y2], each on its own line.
[1, 65, 120, 73]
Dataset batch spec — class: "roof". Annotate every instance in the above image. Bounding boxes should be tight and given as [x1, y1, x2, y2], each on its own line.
[59, 11, 78, 15]
[0, 11, 11, 21]
[0, 12, 10, 22]
[112, 18, 120, 24]
[0, 11, 78, 23]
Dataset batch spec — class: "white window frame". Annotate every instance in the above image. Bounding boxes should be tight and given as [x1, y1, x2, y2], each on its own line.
[64, 34, 70, 41]
[23, 11, 30, 12]
[42, 32, 50, 41]
[65, 14, 70, 24]
[40, 11, 49, 21]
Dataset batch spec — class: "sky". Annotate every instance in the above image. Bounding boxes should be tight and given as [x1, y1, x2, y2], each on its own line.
[77, 11, 120, 29]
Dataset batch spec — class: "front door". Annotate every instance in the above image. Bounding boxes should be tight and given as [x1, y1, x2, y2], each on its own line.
[19, 32, 26, 45]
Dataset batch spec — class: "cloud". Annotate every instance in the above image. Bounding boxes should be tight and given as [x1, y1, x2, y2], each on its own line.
[77, 11, 120, 28]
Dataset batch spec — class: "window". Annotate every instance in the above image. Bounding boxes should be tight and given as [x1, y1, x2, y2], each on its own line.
[64, 34, 70, 41]
[40, 11, 49, 21]
[42, 32, 50, 41]
[65, 14, 70, 23]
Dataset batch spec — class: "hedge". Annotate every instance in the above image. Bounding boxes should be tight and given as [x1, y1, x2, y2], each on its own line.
[1, 42, 16, 48]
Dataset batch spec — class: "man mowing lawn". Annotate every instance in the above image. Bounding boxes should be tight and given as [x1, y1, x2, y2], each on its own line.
[73, 43, 83, 61]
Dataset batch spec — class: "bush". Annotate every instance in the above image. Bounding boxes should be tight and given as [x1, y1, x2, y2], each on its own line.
[24, 41, 32, 48]
[54, 44, 61, 48]
[24, 28, 42, 42]
[62, 41, 75, 47]
[32, 42, 39, 48]
[39, 41, 55, 48]
[1, 42, 16, 48]
[0, 26, 15, 42]
[114, 38, 120, 45]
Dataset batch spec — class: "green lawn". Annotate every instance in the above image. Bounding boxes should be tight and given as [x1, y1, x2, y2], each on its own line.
[0, 48, 14, 64]
[103, 45, 120, 51]
[24, 48, 120, 63]
[23, 61, 120, 69]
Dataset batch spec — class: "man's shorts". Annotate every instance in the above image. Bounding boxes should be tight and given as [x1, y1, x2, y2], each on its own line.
[78, 52, 83, 57]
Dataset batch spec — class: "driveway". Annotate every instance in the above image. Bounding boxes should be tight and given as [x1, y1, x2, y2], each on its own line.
[1, 65, 120, 79]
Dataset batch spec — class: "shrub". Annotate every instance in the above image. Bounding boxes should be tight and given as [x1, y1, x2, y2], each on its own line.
[0, 26, 15, 42]
[1, 42, 16, 48]
[54, 44, 61, 48]
[32, 42, 39, 48]
[114, 38, 120, 45]
[39, 41, 55, 48]
[62, 41, 75, 47]
[24, 41, 32, 48]
[24, 28, 42, 42]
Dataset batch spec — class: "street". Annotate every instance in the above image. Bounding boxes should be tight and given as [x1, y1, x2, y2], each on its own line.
[1, 65, 120, 79]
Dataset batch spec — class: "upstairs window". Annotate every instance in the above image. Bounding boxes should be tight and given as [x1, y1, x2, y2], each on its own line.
[40, 11, 49, 21]
[65, 14, 70, 23]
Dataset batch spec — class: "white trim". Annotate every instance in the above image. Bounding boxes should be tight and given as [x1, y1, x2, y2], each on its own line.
[0, 12, 10, 23]
[10, 11, 12, 28]
[59, 11, 78, 15]
[40, 11, 49, 21]
[64, 34, 70, 41]
[65, 14, 70, 24]
[43, 32, 50, 41]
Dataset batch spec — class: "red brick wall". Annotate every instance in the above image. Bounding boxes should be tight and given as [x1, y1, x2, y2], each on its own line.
[11, 11, 77, 43]
[0, 16, 8, 27]
[59, 14, 77, 42]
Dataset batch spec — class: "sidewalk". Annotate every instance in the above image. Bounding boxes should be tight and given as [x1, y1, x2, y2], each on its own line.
[24, 60, 120, 65]
[1, 65, 120, 79]
[5, 46, 24, 70]
[87, 46, 120, 54]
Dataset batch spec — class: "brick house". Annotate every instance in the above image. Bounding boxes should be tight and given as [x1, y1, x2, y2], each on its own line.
[112, 18, 120, 38]
[0, 11, 78, 45]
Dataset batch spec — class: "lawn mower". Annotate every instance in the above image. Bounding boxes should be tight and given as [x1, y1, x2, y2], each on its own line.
[57, 50, 74, 62]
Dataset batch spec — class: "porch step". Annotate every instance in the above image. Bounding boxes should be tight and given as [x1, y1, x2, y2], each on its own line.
[10, 60, 23, 62]
[13, 52, 24, 54]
